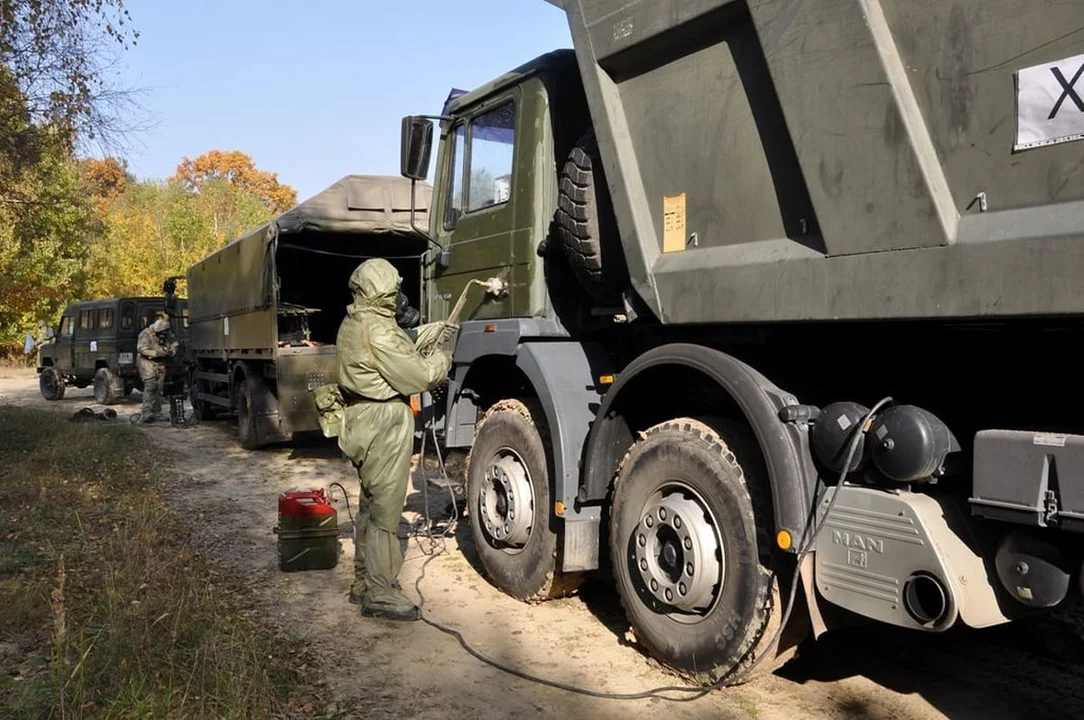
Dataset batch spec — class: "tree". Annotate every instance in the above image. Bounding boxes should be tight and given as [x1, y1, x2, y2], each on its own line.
[0, 143, 94, 351]
[0, 0, 141, 167]
[173, 150, 298, 215]
[81, 175, 275, 302]
[80, 156, 131, 200]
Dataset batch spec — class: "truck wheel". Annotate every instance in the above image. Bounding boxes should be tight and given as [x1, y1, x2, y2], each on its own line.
[465, 399, 582, 601]
[235, 365, 273, 450]
[189, 369, 216, 421]
[39, 367, 65, 401]
[555, 129, 625, 298]
[236, 372, 258, 449]
[93, 368, 120, 405]
[610, 417, 783, 684]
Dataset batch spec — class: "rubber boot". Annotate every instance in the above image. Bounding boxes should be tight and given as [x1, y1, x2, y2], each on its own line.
[359, 524, 415, 620]
[361, 590, 420, 622]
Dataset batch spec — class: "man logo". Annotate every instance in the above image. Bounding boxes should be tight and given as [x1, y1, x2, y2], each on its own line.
[832, 530, 885, 554]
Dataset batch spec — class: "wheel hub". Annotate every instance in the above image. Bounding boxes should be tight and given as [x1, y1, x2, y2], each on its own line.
[479, 454, 535, 547]
[634, 492, 722, 612]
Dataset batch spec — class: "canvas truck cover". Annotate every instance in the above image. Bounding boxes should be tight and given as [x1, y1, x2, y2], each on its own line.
[187, 175, 433, 325]
[275, 174, 433, 237]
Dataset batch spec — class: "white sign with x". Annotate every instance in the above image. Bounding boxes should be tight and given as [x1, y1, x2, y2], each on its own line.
[1015, 52, 1084, 151]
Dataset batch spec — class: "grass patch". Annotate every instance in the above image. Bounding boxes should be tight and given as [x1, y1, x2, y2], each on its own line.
[0, 356, 35, 378]
[0, 407, 320, 718]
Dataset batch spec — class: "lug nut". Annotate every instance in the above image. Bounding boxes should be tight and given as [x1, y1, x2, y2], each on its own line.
[650, 579, 658, 592]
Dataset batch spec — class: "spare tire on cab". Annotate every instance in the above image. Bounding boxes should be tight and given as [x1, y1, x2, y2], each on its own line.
[554, 130, 628, 301]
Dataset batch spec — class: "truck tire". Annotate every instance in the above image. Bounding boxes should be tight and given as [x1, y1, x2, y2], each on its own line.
[609, 417, 784, 684]
[235, 368, 262, 450]
[465, 399, 582, 601]
[555, 130, 624, 298]
[93, 368, 120, 405]
[39, 367, 65, 401]
[189, 369, 216, 421]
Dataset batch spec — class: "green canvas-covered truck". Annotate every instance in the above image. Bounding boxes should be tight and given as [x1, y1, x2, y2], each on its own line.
[184, 175, 432, 449]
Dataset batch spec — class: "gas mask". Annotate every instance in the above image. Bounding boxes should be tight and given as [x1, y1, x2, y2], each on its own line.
[395, 292, 421, 329]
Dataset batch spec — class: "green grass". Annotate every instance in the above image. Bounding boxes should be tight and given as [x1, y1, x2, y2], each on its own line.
[0, 407, 322, 718]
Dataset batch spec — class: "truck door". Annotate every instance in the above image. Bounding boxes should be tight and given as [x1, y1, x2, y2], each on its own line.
[117, 301, 139, 369]
[73, 307, 96, 376]
[431, 90, 521, 321]
[55, 314, 75, 371]
[95, 305, 117, 365]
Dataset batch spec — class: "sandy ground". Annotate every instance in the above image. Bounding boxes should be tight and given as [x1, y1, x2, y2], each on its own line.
[3, 375, 1084, 720]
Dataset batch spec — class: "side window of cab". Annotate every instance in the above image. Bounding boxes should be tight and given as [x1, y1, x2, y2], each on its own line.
[60, 316, 74, 337]
[443, 99, 518, 230]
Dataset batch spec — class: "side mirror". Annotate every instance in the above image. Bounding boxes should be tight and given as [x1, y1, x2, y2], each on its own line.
[400, 116, 434, 181]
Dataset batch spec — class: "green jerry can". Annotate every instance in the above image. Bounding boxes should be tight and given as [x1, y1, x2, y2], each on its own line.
[275, 489, 340, 572]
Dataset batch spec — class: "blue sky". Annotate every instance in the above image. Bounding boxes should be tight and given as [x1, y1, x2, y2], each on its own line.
[111, 1, 572, 201]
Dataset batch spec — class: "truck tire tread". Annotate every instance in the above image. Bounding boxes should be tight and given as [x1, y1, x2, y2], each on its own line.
[555, 130, 624, 298]
[610, 417, 786, 685]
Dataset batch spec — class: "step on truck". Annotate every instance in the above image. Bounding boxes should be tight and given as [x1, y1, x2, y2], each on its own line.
[395, 0, 1084, 684]
[184, 175, 432, 449]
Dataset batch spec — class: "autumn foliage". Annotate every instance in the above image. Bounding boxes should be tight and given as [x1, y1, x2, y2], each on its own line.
[0, 149, 296, 354]
[173, 150, 297, 215]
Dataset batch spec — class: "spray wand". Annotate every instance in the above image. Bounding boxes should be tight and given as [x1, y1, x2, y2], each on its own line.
[421, 277, 508, 357]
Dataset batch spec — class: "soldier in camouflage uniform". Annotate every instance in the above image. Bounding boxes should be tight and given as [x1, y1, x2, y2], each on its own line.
[136, 317, 178, 423]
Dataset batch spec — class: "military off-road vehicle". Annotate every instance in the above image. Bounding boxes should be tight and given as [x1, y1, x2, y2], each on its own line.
[184, 175, 432, 449]
[394, 0, 1084, 685]
[37, 296, 190, 404]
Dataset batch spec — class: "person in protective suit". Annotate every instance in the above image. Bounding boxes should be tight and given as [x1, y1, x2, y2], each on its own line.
[334, 258, 455, 621]
[136, 316, 178, 423]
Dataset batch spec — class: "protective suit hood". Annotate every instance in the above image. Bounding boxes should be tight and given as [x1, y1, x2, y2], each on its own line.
[348, 258, 400, 318]
[151, 318, 170, 333]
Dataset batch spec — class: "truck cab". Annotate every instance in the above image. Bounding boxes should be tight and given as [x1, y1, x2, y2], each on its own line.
[416, 52, 609, 333]
[38, 296, 190, 404]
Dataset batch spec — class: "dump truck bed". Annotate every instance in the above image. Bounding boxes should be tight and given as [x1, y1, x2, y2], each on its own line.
[548, 0, 1084, 324]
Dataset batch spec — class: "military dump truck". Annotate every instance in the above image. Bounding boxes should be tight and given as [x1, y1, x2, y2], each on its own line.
[394, 0, 1084, 685]
[184, 175, 432, 449]
[37, 296, 189, 404]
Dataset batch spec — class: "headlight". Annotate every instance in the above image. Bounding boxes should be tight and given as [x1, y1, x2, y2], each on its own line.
[118, 352, 134, 365]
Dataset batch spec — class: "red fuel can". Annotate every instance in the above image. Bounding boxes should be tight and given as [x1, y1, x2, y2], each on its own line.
[275, 489, 340, 572]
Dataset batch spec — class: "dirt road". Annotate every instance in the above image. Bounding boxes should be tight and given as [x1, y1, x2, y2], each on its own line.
[3, 374, 1082, 720]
